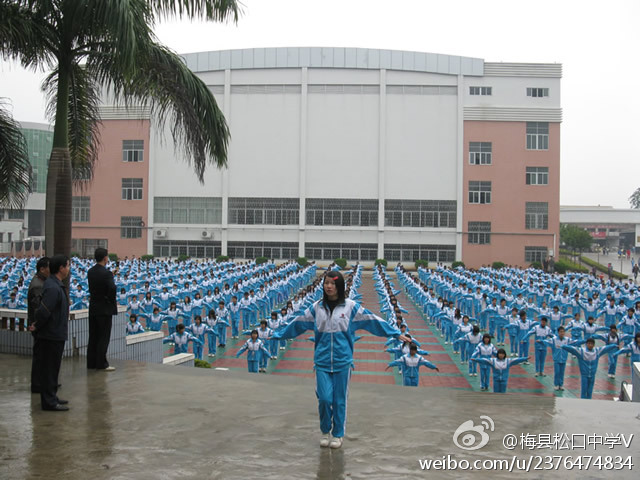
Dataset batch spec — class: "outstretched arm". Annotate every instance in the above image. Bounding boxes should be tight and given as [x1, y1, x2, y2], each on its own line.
[351, 304, 403, 340]
[418, 358, 439, 372]
[271, 306, 315, 340]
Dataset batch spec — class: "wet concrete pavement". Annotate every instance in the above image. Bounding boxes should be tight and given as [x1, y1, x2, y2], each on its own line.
[1, 353, 639, 480]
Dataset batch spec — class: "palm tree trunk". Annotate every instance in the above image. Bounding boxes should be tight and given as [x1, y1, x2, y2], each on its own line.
[45, 68, 72, 257]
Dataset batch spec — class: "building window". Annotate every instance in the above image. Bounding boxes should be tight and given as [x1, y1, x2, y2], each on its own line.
[468, 181, 492, 204]
[384, 200, 456, 228]
[468, 222, 491, 245]
[526, 87, 549, 98]
[72, 196, 90, 223]
[526, 122, 549, 150]
[154, 197, 222, 224]
[122, 178, 143, 200]
[306, 199, 378, 226]
[228, 198, 299, 225]
[8, 209, 24, 220]
[469, 142, 492, 165]
[72, 238, 107, 257]
[384, 244, 455, 263]
[525, 246, 548, 263]
[526, 167, 549, 185]
[153, 240, 221, 259]
[525, 202, 548, 230]
[121, 216, 143, 239]
[122, 140, 144, 162]
[227, 241, 299, 260]
[469, 86, 492, 96]
[305, 243, 377, 261]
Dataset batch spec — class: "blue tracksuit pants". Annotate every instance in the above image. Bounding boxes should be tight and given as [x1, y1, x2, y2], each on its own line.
[553, 362, 566, 387]
[402, 375, 419, 386]
[316, 368, 351, 438]
[534, 347, 547, 373]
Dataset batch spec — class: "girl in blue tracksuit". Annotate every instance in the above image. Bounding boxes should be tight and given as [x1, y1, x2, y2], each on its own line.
[143, 307, 164, 332]
[125, 314, 145, 335]
[536, 326, 584, 390]
[386, 343, 439, 386]
[187, 315, 215, 361]
[562, 338, 618, 399]
[471, 348, 528, 393]
[228, 296, 241, 338]
[161, 301, 182, 336]
[236, 330, 272, 373]
[471, 334, 497, 391]
[204, 309, 221, 356]
[271, 271, 405, 449]
[612, 332, 640, 376]
[215, 301, 230, 347]
[457, 326, 483, 374]
[516, 310, 538, 362]
[163, 324, 203, 355]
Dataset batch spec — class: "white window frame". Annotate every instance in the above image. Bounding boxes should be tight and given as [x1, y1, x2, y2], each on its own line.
[469, 86, 492, 96]
[469, 142, 492, 165]
[122, 140, 144, 163]
[526, 167, 549, 185]
[526, 122, 549, 150]
[468, 181, 492, 204]
[122, 178, 143, 200]
[526, 87, 549, 98]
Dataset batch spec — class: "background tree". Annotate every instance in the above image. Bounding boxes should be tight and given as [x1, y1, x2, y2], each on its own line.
[0, 0, 240, 256]
[560, 224, 593, 254]
[0, 100, 31, 208]
[629, 187, 640, 209]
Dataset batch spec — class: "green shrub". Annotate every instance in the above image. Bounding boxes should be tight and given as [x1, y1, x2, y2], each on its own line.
[296, 257, 308, 266]
[334, 258, 347, 269]
[141, 254, 154, 261]
[374, 258, 388, 267]
[491, 261, 505, 269]
[451, 261, 465, 269]
[255, 256, 268, 265]
[530, 261, 543, 269]
[177, 254, 190, 262]
[579, 256, 627, 279]
[216, 255, 230, 263]
[194, 359, 211, 369]
[70, 251, 81, 258]
[415, 259, 429, 269]
[108, 253, 119, 262]
[555, 257, 589, 274]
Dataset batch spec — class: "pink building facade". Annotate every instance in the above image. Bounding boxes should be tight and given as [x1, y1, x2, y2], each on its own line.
[71, 118, 150, 258]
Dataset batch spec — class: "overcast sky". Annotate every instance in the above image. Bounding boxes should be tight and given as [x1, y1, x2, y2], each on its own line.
[2, 0, 638, 208]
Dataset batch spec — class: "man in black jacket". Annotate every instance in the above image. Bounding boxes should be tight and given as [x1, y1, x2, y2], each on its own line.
[27, 256, 50, 394]
[87, 247, 117, 371]
[33, 255, 70, 411]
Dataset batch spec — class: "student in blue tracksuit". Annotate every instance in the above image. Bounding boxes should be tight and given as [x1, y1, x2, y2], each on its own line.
[471, 348, 528, 393]
[228, 295, 241, 339]
[593, 325, 623, 377]
[385, 343, 439, 386]
[522, 317, 553, 376]
[612, 332, 640, 376]
[271, 271, 406, 450]
[204, 309, 221, 357]
[562, 338, 618, 399]
[536, 326, 584, 391]
[125, 314, 145, 335]
[471, 334, 497, 391]
[163, 324, 203, 355]
[236, 330, 272, 373]
[187, 315, 215, 361]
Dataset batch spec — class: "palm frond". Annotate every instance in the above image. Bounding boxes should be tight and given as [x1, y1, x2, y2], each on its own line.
[42, 64, 101, 183]
[0, 0, 56, 69]
[94, 43, 229, 181]
[0, 99, 32, 208]
[152, 0, 242, 22]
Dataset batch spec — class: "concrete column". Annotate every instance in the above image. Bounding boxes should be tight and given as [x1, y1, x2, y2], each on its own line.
[377, 69, 387, 260]
[298, 67, 308, 258]
[455, 74, 464, 261]
[221, 69, 231, 255]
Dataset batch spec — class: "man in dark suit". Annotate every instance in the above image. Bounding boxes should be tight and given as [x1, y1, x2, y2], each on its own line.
[87, 247, 117, 371]
[33, 255, 71, 411]
[27, 256, 50, 393]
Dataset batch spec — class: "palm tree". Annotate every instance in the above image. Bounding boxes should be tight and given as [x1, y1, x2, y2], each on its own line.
[0, 99, 32, 208]
[0, 0, 240, 255]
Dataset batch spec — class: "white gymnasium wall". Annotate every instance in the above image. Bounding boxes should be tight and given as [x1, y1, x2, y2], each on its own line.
[306, 93, 380, 198]
[464, 76, 560, 108]
[385, 94, 458, 199]
[227, 92, 301, 197]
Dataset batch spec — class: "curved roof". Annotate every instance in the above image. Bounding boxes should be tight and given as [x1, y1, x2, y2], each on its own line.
[182, 47, 484, 76]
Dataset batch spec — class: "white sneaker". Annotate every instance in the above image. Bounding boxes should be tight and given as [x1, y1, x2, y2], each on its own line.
[104, 366, 116, 372]
[320, 434, 330, 447]
[329, 437, 343, 449]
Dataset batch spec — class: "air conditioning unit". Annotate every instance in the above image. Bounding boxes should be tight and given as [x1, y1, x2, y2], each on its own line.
[201, 231, 212, 239]
[155, 229, 167, 238]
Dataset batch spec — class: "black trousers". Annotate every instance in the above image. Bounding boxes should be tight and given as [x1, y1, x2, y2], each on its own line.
[87, 314, 112, 369]
[39, 339, 65, 409]
[31, 334, 43, 392]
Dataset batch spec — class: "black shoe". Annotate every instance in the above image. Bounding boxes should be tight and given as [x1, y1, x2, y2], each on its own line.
[43, 404, 69, 411]
[31, 388, 41, 394]
[56, 399, 69, 405]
